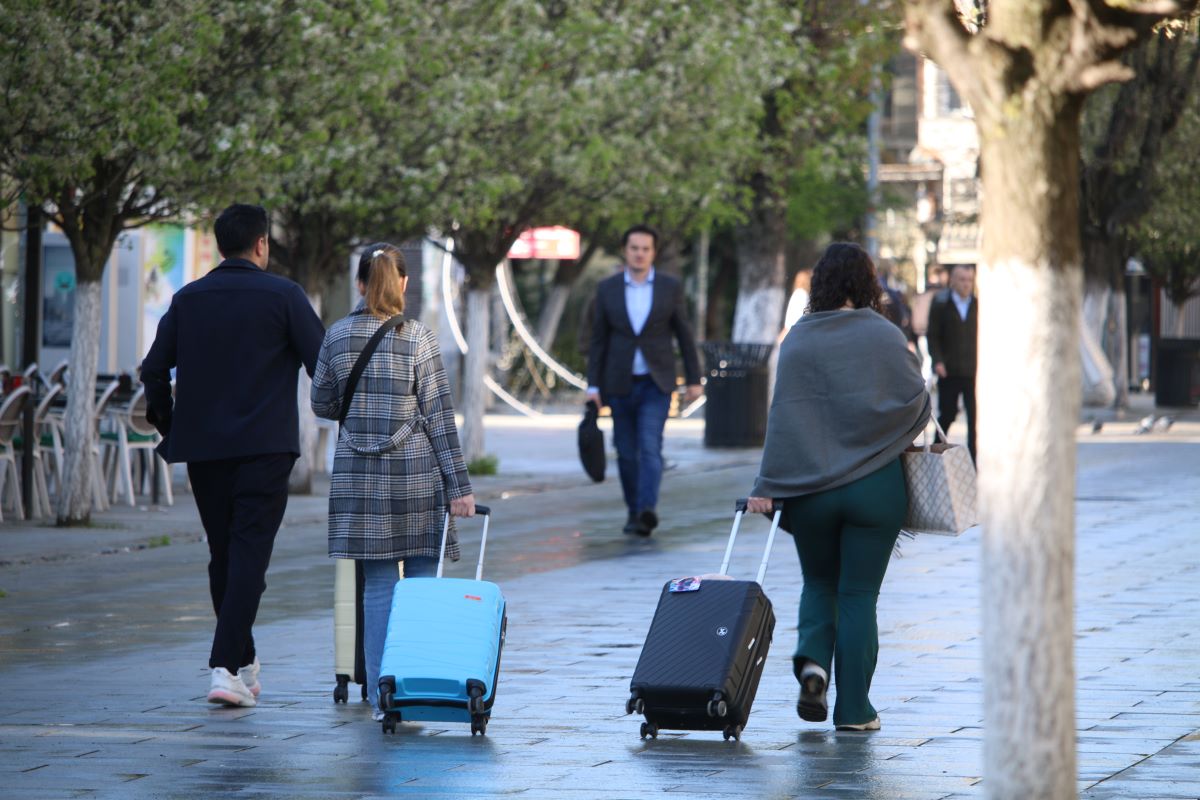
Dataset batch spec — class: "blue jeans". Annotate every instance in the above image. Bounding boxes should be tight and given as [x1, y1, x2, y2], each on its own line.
[608, 378, 672, 515]
[362, 556, 438, 710]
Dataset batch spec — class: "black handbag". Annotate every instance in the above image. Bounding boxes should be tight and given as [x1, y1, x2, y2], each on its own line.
[338, 314, 405, 424]
[577, 400, 606, 482]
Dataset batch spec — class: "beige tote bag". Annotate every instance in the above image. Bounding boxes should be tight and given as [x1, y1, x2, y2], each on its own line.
[901, 415, 978, 536]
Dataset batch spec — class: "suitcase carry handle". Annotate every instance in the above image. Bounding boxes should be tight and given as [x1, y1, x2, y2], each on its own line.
[723, 499, 783, 586]
[436, 504, 492, 580]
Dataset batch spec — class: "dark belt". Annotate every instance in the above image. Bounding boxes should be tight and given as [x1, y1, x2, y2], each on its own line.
[632, 374, 653, 382]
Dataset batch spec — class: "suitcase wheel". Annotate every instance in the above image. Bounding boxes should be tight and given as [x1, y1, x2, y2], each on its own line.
[722, 724, 742, 742]
[639, 722, 658, 740]
[470, 716, 488, 736]
[382, 714, 398, 734]
[625, 694, 644, 716]
[333, 676, 349, 704]
[467, 684, 486, 716]
[707, 699, 728, 719]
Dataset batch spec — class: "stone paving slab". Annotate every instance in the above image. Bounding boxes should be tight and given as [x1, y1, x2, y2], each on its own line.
[0, 435, 1197, 798]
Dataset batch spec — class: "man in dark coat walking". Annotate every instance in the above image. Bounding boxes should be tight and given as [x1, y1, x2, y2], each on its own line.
[586, 224, 702, 536]
[926, 263, 978, 462]
[141, 203, 325, 707]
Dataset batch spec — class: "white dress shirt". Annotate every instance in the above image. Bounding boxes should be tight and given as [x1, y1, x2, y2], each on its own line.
[625, 268, 655, 376]
[952, 291, 973, 320]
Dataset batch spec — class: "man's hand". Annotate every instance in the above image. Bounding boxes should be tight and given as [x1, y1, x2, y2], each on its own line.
[450, 494, 477, 518]
[683, 384, 703, 404]
[746, 497, 774, 515]
[934, 362, 947, 379]
[586, 388, 602, 408]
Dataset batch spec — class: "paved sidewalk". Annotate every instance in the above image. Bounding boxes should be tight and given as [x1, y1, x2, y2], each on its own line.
[0, 414, 1198, 798]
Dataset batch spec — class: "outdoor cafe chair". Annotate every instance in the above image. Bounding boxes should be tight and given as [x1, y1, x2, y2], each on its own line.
[0, 386, 32, 521]
[102, 387, 172, 507]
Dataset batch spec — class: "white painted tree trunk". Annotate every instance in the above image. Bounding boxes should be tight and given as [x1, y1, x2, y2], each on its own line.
[977, 125, 1080, 800]
[57, 280, 103, 524]
[535, 284, 572, 349]
[288, 294, 322, 494]
[731, 285, 786, 344]
[459, 288, 490, 463]
[1080, 286, 1116, 408]
[289, 367, 317, 494]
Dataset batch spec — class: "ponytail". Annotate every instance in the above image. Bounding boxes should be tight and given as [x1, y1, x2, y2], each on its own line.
[358, 243, 407, 318]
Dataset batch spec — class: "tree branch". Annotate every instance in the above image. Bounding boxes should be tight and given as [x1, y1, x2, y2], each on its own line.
[904, 0, 996, 115]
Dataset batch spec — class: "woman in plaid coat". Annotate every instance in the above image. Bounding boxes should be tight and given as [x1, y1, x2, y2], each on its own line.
[311, 243, 475, 719]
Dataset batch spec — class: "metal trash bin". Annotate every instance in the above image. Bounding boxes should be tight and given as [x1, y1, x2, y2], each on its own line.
[700, 342, 773, 448]
[1155, 338, 1200, 407]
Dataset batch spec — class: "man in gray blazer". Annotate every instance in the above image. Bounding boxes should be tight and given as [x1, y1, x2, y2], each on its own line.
[587, 225, 702, 536]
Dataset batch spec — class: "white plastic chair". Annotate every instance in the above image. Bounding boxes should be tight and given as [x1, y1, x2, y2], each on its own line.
[0, 386, 32, 521]
[103, 387, 172, 507]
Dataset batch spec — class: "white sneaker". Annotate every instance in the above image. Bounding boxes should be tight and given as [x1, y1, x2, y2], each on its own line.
[372, 709, 386, 722]
[836, 716, 881, 731]
[207, 667, 257, 708]
[239, 658, 261, 698]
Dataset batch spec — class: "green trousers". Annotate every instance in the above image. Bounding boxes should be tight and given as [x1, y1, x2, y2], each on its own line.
[784, 458, 907, 726]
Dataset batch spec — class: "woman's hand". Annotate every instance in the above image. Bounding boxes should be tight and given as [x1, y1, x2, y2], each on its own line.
[746, 496, 774, 514]
[450, 494, 477, 518]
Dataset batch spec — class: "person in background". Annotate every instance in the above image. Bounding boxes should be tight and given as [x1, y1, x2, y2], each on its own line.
[926, 263, 978, 462]
[747, 242, 929, 732]
[586, 224, 702, 537]
[780, 268, 812, 341]
[311, 243, 476, 722]
[141, 203, 325, 708]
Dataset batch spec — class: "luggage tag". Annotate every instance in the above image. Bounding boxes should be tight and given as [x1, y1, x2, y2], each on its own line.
[668, 576, 702, 593]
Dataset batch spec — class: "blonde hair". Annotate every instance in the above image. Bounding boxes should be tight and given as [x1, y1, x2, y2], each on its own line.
[360, 243, 407, 318]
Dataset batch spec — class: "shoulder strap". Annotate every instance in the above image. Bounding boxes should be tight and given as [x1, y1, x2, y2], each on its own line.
[338, 314, 405, 425]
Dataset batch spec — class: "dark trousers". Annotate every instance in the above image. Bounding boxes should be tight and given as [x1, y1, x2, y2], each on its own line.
[937, 375, 976, 462]
[608, 377, 672, 515]
[784, 459, 907, 727]
[188, 453, 295, 673]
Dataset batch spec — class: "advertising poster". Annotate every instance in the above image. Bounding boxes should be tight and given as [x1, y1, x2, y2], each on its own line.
[42, 244, 76, 348]
[141, 224, 186, 358]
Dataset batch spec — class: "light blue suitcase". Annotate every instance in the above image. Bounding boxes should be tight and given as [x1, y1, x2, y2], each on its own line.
[377, 505, 506, 735]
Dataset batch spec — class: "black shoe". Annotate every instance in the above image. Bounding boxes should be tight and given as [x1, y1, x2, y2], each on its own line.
[623, 513, 641, 536]
[794, 658, 828, 722]
[637, 509, 658, 535]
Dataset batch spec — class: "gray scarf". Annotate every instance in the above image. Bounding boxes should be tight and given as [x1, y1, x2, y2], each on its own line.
[751, 308, 930, 501]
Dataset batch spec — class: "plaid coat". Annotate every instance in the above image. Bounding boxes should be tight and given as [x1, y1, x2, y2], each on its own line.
[311, 310, 472, 561]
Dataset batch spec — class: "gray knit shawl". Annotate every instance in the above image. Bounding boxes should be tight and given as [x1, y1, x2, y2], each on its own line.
[751, 308, 930, 500]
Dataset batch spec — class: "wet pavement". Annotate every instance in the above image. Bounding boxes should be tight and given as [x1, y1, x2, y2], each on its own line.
[1, 412, 1199, 799]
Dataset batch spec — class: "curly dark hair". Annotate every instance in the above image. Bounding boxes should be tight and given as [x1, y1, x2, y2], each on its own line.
[807, 242, 883, 314]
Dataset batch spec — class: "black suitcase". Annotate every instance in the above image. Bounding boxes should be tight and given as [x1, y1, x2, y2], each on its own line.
[625, 500, 782, 741]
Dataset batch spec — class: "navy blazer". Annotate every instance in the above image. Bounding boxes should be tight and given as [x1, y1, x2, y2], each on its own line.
[141, 258, 326, 463]
[586, 270, 701, 401]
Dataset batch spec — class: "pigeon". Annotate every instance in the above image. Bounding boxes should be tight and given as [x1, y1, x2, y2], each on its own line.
[1091, 419, 1104, 434]
[1152, 415, 1175, 433]
[1134, 414, 1156, 435]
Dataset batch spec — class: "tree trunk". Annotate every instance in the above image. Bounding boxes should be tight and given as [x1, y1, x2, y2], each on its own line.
[1109, 285, 1129, 409]
[56, 280, 103, 525]
[1081, 282, 1116, 408]
[535, 284, 572, 348]
[977, 105, 1081, 800]
[460, 287, 490, 463]
[732, 185, 787, 344]
[288, 294, 323, 494]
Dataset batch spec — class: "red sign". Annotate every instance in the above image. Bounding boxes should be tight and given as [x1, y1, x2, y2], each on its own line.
[508, 226, 581, 260]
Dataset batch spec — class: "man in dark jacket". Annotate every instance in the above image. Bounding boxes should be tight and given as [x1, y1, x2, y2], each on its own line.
[141, 204, 325, 707]
[587, 224, 702, 537]
[926, 263, 977, 461]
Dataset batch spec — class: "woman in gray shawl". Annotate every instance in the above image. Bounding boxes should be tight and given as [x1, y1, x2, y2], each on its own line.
[748, 242, 929, 732]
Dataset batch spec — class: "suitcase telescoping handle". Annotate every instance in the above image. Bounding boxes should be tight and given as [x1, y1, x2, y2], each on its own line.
[435, 504, 492, 581]
[721, 499, 783, 586]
